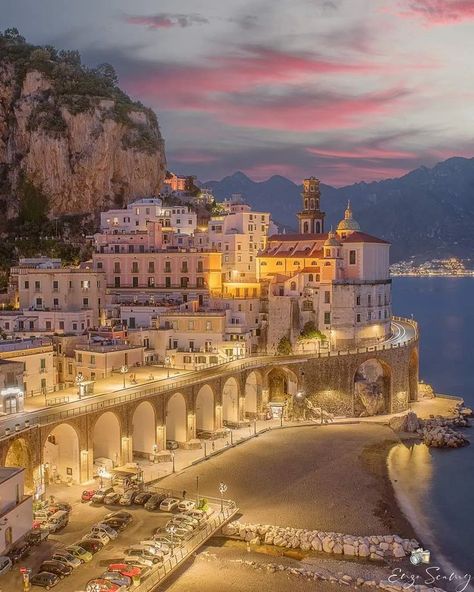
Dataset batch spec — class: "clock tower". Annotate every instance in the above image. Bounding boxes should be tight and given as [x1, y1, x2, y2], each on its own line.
[297, 177, 325, 234]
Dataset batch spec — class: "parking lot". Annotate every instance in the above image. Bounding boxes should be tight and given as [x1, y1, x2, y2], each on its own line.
[1, 486, 234, 591]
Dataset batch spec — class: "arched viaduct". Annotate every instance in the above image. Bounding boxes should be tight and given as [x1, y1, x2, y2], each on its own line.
[0, 329, 419, 493]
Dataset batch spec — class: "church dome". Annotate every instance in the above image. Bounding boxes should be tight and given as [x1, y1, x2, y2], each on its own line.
[324, 228, 341, 247]
[337, 200, 360, 232]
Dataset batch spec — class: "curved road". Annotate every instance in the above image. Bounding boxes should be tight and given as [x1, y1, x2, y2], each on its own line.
[0, 319, 417, 438]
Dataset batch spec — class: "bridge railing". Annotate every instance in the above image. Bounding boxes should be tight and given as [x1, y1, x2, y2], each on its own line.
[0, 317, 418, 437]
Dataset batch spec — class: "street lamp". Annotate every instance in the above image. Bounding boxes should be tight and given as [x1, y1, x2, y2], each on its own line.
[165, 355, 171, 378]
[218, 481, 228, 513]
[168, 524, 177, 556]
[152, 444, 158, 463]
[196, 475, 200, 506]
[171, 450, 175, 473]
[75, 373, 85, 399]
[120, 365, 128, 389]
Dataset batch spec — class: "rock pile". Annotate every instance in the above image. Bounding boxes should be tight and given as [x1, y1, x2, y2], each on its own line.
[420, 425, 468, 448]
[222, 522, 419, 560]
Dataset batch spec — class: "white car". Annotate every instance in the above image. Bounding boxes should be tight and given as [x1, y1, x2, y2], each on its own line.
[82, 530, 110, 545]
[177, 500, 195, 512]
[125, 547, 160, 565]
[152, 533, 182, 548]
[183, 509, 207, 524]
[51, 551, 82, 569]
[165, 525, 193, 539]
[92, 524, 119, 540]
[159, 497, 180, 512]
[139, 541, 167, 557]
[171, 514, 199, 528]
[124, 554, 154, 568]
[0, 556, 12, 575]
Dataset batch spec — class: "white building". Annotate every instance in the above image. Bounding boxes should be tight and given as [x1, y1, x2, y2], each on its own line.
[0, 467, 33, 555]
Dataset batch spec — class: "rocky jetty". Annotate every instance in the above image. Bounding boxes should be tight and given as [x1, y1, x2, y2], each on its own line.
[222, 521, 419, 560]
[389, 405, 470, 448]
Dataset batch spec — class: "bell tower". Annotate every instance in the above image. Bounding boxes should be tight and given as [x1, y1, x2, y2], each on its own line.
[297, 177, 325, 234]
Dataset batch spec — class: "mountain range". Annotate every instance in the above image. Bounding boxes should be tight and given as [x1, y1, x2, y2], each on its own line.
[204, 157, 474, 263]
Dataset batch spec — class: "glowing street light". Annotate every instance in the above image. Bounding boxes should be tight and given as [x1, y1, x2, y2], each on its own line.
[168, 524, 177, 556]
[165, 355, 171, 378]
[120, 365, 128, 388]
[75, 373, 85, 399]
[171, 450, 175, 473]
[218, 481, 228, 512]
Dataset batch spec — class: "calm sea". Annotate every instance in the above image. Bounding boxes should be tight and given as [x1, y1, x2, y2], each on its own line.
[391, 277, 474, 577]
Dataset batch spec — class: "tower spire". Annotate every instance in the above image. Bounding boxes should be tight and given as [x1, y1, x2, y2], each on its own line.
[297, 176, 325, 235]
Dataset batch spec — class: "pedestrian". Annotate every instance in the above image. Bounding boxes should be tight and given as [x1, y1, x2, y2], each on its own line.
[212, 441, 215, 452]
[182, 489, 187, 499]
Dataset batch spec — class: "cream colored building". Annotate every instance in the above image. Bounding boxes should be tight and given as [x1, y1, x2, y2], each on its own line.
[0, 468, 33, 555]
[74, 343, 145, 381]
[0, 338, 56, 397]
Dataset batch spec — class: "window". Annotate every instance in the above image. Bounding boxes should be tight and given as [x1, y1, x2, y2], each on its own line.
[132, 262, 139, 273]
[184, 355, 192, 364]
[324, 312, 331, 324]
[368, 295, 372, 306]
[324, 291, 330, 304]
[53, 298, 59, 307]
[53, 280, 59, 291]
[181, 277, 189, 288]
[59, 321, 64, 330]
[356, 314, 361, 323]
[77, 353, 83, 362]
[290, 281, 297, 291]
[197, 277, 204, 288]
[368, 311, 372, 320]
[206, 321, 212, 331]
[148, 262, 155, 273]
[114, 262, 121, 273]
[83, 298, 89, 307]
[132, 277, 139, 288]
[164, 261, 171, 273]
[197, 261, 203, 272]
[40, 358, 46, 370]
[24, 280, 29, 289]
[181, 262, 188, 273]
[148, 277, 155, 287]
[114, 277, 121, 288]
[35, 281, 41, 291]
[90, 355, 96, 365]
[72, 322, 78, 331]
[97, 261, 103, 269]
[349, 250, 356, 265]
[188, 321, 194, 330]
[45, 321, 51, 330]
[378, 294, 382, 306]
[356, 295, 361, 306]
[129, 318, 136, 329]
[81, 280, 90, 289]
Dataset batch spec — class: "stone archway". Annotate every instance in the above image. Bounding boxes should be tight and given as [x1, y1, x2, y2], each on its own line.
[132, 401, 156, 458]
[43, 423, 80, 484]
[244, 371, 262, 417]
[266, 367, 298, 402]
[354, 359, 392, 416]
[93, 411, 121, 466]
[408, 349, 419, 402]
[166, 393, 187, 443]
[195, 385, 214, 433]
[222, 377, 239, 424]
[5, 438, 34, 494]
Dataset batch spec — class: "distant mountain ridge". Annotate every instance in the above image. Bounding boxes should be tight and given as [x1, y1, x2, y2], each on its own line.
[204, 157, 474, 262]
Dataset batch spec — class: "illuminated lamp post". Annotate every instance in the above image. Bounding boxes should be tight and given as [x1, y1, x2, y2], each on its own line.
[120, 365, 128, 389]
[219, 481, 228, 513]
[165, 355, 171, 378]
[171, 450, 175, 473]
[75, 373, 85, 399]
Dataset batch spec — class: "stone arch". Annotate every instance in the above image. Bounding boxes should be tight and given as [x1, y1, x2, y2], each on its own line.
[266, 366, 299, 402]
[5, 438, 34, 494]
[43, 423, 80, 484]
[132, 401, 156, 458]
[195, 385, 215, 433]
[92, 411, 121, 466]
[166, 393, 187, 443]
[244, 371, 262, 417]
[354, 358, 392, 417]
[408, 349, 419, 402]
[222, 376, 239, 424]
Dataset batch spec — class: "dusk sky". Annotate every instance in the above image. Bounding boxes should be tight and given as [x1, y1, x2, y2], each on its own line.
[2, 0, 474, 185]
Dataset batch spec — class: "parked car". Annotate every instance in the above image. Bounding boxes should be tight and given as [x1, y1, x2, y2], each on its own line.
[144, 493, 166, 511]
[104, 511, 133, 525]
[166, 440, 179, 450]
[0, 555, 12, 575]
[164, 525, 194, 539]
[85, 578, 120, 592]
[166, 519, 194, 533]
[119, 489, 138, 506]
[152, 533, 182, 548]
[38, 560, 72, 579]
[82, 531, 110, 546]
[183, 509, 207, 524]
[159, 497, 180, 512]
[136, 541, 165, 557]
[178, 499, 196, 512]
[107, 563, 147, 578]
[27, 528, 50, 545]
[101, 571, 132, 588]
[92, 523, 119, 540]
[76, 539, 104, 554]
[172, 513, 199, 526]
[102, 518, 128, 532]
[50, 501, 72, 513]
[8, 540, 31, 563]
[91, 487, 114, 504]
[81, 489, 96, 503]
[133, 492, 152, 505]
[30, 571, 60, 589]
[51, 551, 81, 569]
[103, 492, 122, 505]
[125, 546, 160, 565]
[140, 540, 170, 555]
[65, 545, 93, 563]
[45, 510, 69, 533]
[123, 551, 154, 568]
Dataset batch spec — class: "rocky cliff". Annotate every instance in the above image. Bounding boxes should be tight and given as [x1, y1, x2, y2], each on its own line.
[0, 31, 166, 217]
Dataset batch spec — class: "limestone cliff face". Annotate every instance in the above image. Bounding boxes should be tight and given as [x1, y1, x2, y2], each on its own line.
[0, 65, 166, 217]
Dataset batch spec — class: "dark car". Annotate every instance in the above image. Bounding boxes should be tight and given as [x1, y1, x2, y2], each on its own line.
[144, 494, 166, 511]
[8, 540, 31, 563]
[50, 501, 72, 513]
[101, 518, 127, 532]
[30, 571, 60, 589]
[76, 539, 104, 554]
[104, 511, 133, 525]
[134, 492, 152, 505]
[166, 440, 178, 450]
[27, 529, 49, 545]
[101, 571, 132, 588]
[38, 560, 72, 579]
[91, 487, 114, 504]
[103, 492, 121, 505]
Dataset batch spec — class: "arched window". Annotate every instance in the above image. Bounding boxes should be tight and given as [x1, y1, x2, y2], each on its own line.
[303, 222, 309, 233]
[316, 221, 321, 233]
[308, 274, 314, 282]
[290, 281, 297, 291]
[310, 199, 315, 209]
[316, 274, 320, 282]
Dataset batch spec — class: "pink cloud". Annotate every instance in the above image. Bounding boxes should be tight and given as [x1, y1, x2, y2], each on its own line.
[398, 0, 474, 24]
[307, 146, 418, 159]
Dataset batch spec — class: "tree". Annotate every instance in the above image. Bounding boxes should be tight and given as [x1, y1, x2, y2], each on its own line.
[58, 49, 81, 66]
[299, 321, 326, 341]
[277, 336, 292, 355]
[94, 62, 118, 86]
[2, 28, 25, 44]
